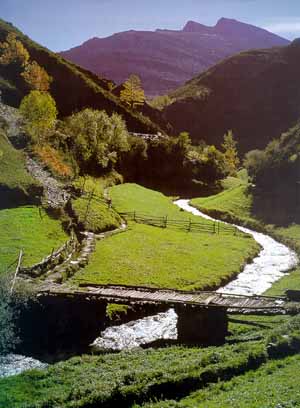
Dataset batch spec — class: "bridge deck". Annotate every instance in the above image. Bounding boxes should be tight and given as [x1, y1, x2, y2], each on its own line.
[36, 283, 287, 313]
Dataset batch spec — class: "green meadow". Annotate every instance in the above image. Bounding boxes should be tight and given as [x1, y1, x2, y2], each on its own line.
[72, 183, 259, 290]
[0, 206, 68, 274]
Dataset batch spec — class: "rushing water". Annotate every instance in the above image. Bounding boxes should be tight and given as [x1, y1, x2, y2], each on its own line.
[0, 354, 47, 378]
[175, 199, 299, 296]
[93, 199, 298, 351]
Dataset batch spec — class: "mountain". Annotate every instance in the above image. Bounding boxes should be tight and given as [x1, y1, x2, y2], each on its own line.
[0, 19, 165, 134]
[163, 40, 300, 154]
[60, 18, 289, 97]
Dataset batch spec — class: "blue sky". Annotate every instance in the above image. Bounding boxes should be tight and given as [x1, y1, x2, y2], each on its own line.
[1, 0, 300, 51]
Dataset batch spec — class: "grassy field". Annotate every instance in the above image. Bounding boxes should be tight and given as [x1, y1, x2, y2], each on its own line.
[1, 315, 300, 408]
[71, 196, 121, 233]
[73, 183, 259, 290]
[110, 183, 213, 224]
[0, 206, 68, 274]
[191, 184, 254, 225]
[0, 130, 39, 193]
[72, 222, 259, 290]
[0, 342, 265, 408]
[140, 354, 300, 408]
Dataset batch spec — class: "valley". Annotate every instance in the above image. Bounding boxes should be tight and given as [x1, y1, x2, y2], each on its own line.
[0, 10, 299, 408]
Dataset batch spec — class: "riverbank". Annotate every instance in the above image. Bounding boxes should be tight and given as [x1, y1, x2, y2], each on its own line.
[190, 184, 300, 295]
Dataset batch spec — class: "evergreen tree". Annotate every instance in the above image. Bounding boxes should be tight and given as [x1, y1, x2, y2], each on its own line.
[120, 74, 145, 109]
[222, 130, 240, 176]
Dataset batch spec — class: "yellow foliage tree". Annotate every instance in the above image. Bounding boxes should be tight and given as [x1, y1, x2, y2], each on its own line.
[120, 74, 145, 109]
[21, 60, 52, 91]
[20, 91, 57, 144]
[222, 130, 240, 176]
[0, 33, 29, 67]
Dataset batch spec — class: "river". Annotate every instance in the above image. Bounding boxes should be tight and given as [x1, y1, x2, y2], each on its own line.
[92, 199, 298, 351]
[2, 200, 298, 373]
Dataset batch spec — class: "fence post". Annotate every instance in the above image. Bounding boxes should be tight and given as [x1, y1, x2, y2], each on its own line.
[218, 222, 220, 235]
[83, 189, 94, 224]
[164, 216, 168, 228]
[81, 176, 87, 194]
[188, 218, 192, 232]
[10, 249, 23, 295]
[133, 211, 136, 222]
[213, 221, 216, 234]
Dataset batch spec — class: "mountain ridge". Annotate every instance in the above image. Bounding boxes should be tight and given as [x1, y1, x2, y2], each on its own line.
[60, 18, 289, 96]
[163, 41, 300, 153]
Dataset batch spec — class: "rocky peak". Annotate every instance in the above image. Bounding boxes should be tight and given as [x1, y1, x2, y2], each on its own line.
[182, 21, 211, 33]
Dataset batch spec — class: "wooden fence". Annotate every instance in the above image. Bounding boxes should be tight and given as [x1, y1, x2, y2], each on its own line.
[119, 211, 239, 235]
[20, 232, 79, 278]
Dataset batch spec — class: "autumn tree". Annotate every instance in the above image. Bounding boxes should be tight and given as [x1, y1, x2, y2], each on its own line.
[222, 130, 240, 176]
[149, 95, 175, 110]
[120, 74, 145, 109]
[20, 91, 57, 143]
[0, 32, 29, 67]
[21, 60, 52, 91]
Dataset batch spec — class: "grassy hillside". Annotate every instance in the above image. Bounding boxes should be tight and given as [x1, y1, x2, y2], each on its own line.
[164, 40, 300, 153]
[141, 354, 300, 408]
[0, 130, 41, 207]
[0, 19, 165, 134]
[0, 206, 68, 274]
[70, 176, 122, 233]
[72, 183, 259, 290]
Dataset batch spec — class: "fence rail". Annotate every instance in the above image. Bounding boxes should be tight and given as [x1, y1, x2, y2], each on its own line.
[20, 232, 79, 278]
[119, 211, 238, 235]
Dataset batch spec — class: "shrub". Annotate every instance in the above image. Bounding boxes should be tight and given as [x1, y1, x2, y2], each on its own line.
[34, 144, 73, 178]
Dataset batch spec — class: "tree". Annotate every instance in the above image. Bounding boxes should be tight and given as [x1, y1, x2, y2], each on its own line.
[149, 95, 175, 111]
[244, 149, 268, 182]
[120, 75, 145, 109]
[64, 108, 130, 171]
[20, 91, 57, 143]
[222, 130, 240, 176]
[0, 32, 29, 67]
[21, 60, 52, 91]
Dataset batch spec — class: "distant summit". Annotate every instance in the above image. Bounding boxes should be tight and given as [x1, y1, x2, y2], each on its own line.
[291, 38, 300, 47]
[61, 18, 289, 97]
[182, 21, 211, 33]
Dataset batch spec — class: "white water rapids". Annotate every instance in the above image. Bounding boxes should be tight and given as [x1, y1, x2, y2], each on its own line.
[92, 199, 298, 351]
